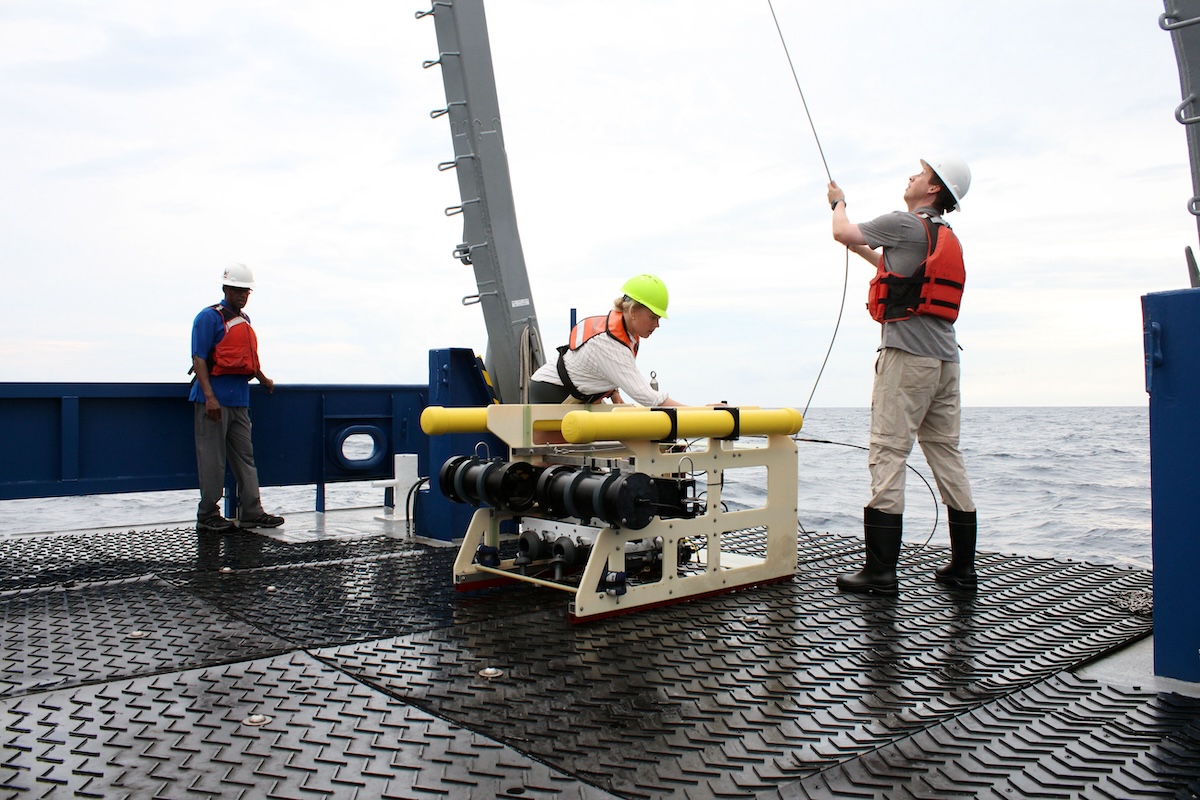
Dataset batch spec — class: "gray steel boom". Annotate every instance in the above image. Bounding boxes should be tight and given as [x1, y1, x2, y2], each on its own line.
[419, 0, 545, 402]
[1164, 0, 1200, 286]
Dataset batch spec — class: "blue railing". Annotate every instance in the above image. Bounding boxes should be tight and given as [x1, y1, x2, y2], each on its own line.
[0, 381, 428, 509]
[0, 349, 504, 541]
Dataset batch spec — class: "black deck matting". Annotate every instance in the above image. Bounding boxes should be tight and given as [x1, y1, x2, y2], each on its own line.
[1, 650, 619, 800]
[177, 548, 570, 649]
[772, 673, 1200, 800]
[321, 547, 1156, 799]
[0, 527, 423, 593]
[0, 525, 1191, 799]
[0, 575, 291, 699]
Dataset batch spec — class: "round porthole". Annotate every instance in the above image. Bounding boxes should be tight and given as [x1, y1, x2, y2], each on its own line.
[329, 424, 388, 471]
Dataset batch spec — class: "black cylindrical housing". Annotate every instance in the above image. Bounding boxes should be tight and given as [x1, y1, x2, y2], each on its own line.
[437, 456, 541, 512]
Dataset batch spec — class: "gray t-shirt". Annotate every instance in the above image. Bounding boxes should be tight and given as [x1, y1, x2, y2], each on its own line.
[858, 207, 960, 362]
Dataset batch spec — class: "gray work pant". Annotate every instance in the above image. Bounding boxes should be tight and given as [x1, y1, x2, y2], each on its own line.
[867, 348, 975, 516]
[194, 403, 264, 520]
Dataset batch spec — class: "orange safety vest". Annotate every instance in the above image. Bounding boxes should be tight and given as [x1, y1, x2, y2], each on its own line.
[208, 304, 261, 377]
[868, 213, 965, 323]
[555, 310, 638, 402]
[568, 309, 639, 354]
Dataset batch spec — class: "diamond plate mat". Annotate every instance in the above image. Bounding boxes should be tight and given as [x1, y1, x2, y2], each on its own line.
[0, 526, 424, 593]
[1, 575, 291, 699]
[324, 541, 1159, 799]
[1, 523, 1193, 799]
[1, 650, 620, 799]
[771, 672, 1200, 799]
[176, 547, 570, 649]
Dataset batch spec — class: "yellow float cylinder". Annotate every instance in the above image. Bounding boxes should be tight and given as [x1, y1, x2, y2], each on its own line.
[561, 410, 670, 443]
[737, 407, 804, 436]
[560, 407, 802, 444]
[420, 406, 489, 435]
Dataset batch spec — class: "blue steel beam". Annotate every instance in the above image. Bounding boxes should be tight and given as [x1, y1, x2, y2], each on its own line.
[1142, 288, 1200, 683]
[0, 350, 501, 543]
[0, 382, 429, 501]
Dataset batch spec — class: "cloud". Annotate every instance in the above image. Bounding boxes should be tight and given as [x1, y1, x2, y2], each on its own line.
[0, 0, 1191, 407]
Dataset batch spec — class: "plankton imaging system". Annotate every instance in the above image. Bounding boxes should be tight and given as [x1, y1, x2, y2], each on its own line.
[417, 2, 804, 622]
[421, 403, 803, 622]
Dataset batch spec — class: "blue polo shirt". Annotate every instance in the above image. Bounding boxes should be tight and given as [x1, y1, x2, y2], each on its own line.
[189, 301, 252, 407]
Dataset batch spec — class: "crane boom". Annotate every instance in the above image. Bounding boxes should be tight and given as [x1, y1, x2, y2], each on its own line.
[420, 0, 545, 401]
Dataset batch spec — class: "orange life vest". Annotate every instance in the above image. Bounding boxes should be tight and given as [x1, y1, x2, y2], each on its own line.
[208, 304, 260, 377]
[567, 309, 638, 354]
[555, 310, 638, 402]
[868, 213, 965, 323]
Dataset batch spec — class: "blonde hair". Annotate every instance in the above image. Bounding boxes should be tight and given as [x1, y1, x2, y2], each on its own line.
[613, 295, 637, 313]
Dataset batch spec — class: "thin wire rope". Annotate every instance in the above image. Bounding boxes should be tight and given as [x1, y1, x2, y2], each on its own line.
[767, 0, 831, 183]
[767, 0, 846, 418]
[800, 249, 848, 418]
[795, 437, 940, 551]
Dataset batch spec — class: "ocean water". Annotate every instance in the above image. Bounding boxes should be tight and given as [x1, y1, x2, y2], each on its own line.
[0, 407, 1152, 569]
[781, 406, 1151, 569]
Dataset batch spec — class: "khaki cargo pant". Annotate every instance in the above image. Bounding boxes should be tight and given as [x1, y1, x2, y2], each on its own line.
[868, 347, 975, 516]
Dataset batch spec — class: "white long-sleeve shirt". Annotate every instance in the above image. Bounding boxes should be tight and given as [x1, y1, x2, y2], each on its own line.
[531, 333, 668, 407]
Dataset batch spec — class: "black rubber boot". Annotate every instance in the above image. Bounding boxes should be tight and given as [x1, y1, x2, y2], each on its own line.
[837, 506, 902, 595]
[935, 507, 978, 589]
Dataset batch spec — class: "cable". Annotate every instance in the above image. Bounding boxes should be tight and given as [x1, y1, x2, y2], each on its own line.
[405, 476, 430, 537]
[767, 0, 832, 183]
[518, 322, 544, 404]
[793, 436, 940, 552]
[800, 250, 848, 418]
[766, 0, 849, 418]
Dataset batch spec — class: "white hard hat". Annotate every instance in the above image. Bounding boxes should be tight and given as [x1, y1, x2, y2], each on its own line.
[922, 156, 971, 212]
[221, 262, 256, 289]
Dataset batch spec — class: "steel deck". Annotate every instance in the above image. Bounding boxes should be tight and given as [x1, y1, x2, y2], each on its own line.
[1, 516, 1195, 799]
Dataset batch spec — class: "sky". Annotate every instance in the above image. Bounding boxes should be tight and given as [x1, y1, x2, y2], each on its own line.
[0, 0, 1193, 409]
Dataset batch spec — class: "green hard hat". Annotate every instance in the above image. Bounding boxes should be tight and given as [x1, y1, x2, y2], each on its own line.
[621, 273, 669, 318]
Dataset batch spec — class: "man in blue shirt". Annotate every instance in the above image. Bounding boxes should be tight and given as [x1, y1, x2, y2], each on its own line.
[189, 262, 284, 532]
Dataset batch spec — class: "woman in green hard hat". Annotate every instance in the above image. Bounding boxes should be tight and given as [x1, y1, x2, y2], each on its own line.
[529, 274, 685, 406]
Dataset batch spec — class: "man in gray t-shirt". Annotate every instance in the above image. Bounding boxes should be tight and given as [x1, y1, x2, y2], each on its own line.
[825, 157, 979, 596]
